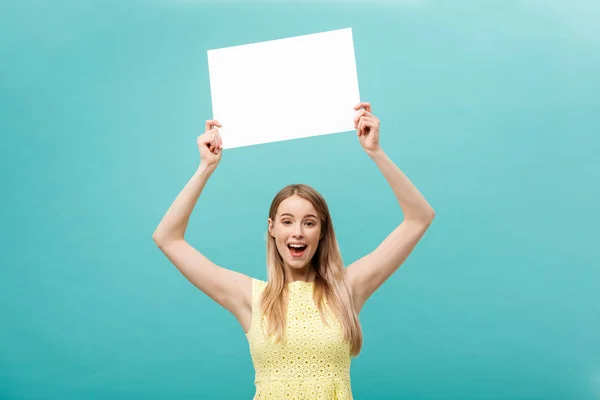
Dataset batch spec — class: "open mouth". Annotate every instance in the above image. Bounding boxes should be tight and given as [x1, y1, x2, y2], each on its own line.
[287, 244, 307, 258]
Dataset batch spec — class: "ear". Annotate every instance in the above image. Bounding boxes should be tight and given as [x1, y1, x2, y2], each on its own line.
[267, 218, 274, 237]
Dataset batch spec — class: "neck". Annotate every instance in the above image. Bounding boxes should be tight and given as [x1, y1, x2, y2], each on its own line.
[284, 262, 316, 283]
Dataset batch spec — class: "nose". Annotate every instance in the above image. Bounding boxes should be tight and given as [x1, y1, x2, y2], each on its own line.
[292, 223, 304, 238]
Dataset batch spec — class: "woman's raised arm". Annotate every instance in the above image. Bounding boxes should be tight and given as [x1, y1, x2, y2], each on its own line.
[152, 121, 251, 329]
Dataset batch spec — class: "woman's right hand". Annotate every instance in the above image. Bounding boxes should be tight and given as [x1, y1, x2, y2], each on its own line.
[197, 119, 223, 170]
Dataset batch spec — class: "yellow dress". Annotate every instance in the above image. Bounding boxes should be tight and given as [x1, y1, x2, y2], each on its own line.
[245, 278, 353, 399]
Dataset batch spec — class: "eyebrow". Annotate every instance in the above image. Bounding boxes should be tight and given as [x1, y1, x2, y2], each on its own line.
[280, 213, 318, 219]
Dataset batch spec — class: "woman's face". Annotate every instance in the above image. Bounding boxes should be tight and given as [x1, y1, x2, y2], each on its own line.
[269, 195, 322, 271]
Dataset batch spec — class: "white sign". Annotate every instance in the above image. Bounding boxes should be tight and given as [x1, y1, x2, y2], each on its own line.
[207, 28, 361, 149]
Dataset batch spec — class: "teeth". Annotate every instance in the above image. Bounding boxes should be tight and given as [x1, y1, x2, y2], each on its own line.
[289, 244, 306, 248]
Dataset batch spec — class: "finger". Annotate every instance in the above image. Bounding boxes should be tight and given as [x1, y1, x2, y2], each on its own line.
[354, 110, 367, 128]
[356, 110, 373, 118]
[357, 119, 365, 136]
[354, 110, 364, 128]
[353, 102, 372, 113]
[217, 132, 223, 150]
[212, 133, 219, 154]
[204, 131, 217, 152]
[355, 113, 372, 130]
[356, 116, 364, 133]
[210, 130, 220, 151]
[211, 128, 220, 151]
[203, 129, 216, 143]
[205, 119, 222, 131]
[354, 110, 375, 128]
[362, 116, 376, 125]
[361, 116, 376, 125]
[207, 119, 222, 131]
[358, 117, 376, 135]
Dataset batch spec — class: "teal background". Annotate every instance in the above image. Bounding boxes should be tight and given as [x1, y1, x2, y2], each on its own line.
[1, 0, 599, 399]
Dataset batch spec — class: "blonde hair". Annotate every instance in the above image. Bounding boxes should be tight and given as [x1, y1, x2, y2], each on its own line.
[259, 184, 363, 357]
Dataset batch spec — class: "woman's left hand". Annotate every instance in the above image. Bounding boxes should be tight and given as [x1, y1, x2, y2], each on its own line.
[353, 102, 381, 155]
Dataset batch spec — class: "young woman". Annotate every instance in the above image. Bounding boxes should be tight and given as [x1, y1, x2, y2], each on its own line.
[152, 102, 435, 399]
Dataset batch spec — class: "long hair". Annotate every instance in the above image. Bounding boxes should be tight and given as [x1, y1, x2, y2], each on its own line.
[259, 184, 363, 357]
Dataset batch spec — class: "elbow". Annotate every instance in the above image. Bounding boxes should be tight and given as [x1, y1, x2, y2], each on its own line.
[152, 229, 161, 244]
[152, 233, 163, 248]
[425, 209, 436, 223]
[424, 206, 436, 222]
[152, 231, 180, 248]
[406, 208, 435, 224]
[429, 208, 435, 223]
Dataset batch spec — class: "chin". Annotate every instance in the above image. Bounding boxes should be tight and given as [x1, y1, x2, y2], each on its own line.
[288, 254, 315, 268]
[288, 258, 306, 266]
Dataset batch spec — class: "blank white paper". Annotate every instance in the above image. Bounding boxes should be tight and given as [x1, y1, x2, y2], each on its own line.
[207, 28, 361, 149]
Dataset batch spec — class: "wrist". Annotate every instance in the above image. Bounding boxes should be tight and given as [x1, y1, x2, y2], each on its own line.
[197, 163, 216, 176]
[366, 147, 385, 160]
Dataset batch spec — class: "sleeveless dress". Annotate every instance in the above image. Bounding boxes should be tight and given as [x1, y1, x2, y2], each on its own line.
[245, 278, 354, 399]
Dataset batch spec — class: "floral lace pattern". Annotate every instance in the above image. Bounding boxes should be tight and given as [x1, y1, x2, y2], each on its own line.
[246, 278, 353, 399]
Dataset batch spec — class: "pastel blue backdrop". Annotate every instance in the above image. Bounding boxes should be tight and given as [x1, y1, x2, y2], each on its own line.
[1, 0, 598, 399]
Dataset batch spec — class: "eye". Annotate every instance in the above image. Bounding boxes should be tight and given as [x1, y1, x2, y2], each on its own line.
[306, 221, 316, 227]
[282, 220, 291, 225]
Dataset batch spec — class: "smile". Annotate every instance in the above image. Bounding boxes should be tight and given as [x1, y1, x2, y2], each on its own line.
[288, 244, 307, 258]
